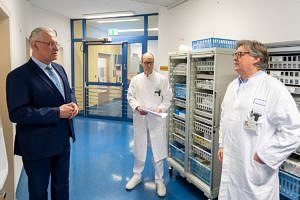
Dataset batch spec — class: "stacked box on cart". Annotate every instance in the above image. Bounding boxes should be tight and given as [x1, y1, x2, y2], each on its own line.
[192, 37, 236, 50]
[279, 170, 300, 199]
[280, 156, 300, 177]
[174, 83, 186, 99]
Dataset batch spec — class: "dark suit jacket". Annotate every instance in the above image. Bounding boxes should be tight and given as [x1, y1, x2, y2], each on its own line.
[6, 58, 76, 160]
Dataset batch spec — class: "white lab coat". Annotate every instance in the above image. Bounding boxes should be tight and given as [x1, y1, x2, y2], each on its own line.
[127, 71, 172, 162]
[218, 71, 300, 200]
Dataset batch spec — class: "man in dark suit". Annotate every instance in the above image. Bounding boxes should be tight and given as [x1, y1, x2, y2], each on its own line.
[6, 27, 78, 200]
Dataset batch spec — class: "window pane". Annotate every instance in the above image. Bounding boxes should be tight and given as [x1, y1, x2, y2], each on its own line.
[128, 43, 142, 82]
[73, 20, 83, 39]
[147, 40, 158, 70]
[86, 16, 144, 38]
[148, 15, 158, 36]
[87, 44, 122, 83]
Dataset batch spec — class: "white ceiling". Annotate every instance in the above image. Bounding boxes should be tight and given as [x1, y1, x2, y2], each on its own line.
[28, 0, 188, 19]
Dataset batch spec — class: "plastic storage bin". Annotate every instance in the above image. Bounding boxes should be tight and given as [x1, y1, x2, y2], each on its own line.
[192, 37, 236, 50]
[173, 118, 185, 136]
[169, 143, 185, 166]
[195, 92, 213, 113]
[175, 108, 186, 118]
[174, 98, 186, 108]
[174, 83, 186, 99]
[195, 79, 214, 90]
[194, 120, 212, 140]
[279, 170, 300, 199]
[192, 133, 211, 153]
[190, 157, 211, 185]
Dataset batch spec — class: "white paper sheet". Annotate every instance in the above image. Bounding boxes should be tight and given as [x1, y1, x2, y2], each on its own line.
[141, 108, 168, 118]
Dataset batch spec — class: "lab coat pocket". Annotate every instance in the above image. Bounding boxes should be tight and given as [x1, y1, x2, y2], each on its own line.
[250, 160, 275, 186]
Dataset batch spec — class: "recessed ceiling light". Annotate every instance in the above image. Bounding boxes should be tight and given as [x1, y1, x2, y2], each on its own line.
[97, 18, 140, 24]
[82, 11, 135, 19]
[118, 28, 158, 33]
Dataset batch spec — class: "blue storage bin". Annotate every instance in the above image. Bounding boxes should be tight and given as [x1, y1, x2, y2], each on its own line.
[169, 143, 185, 166]
[175, 108, 186, 117]
[192, 37, 236, 50]
[279, 170, 300, 199]
[174, 83, 186, 99]
[189, 157, 211, 185]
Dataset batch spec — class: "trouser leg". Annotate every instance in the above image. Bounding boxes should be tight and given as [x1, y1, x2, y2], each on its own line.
[154, 159, 164, 183]
[133, 159, 145, 178]
[22, 157, 51, 200]
[51, 150, 70, 200]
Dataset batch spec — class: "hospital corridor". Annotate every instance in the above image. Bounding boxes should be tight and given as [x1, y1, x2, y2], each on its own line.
[1, 0, 300, 199]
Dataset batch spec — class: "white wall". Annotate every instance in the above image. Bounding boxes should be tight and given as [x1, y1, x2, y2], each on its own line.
[158, 0, 300, 66]
[1, 0, 31, 68]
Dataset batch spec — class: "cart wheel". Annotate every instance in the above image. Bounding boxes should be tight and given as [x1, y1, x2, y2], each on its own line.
[172, 170, 178, 180]
[169, 168, 178, 180]
[168, 166, 173, 175]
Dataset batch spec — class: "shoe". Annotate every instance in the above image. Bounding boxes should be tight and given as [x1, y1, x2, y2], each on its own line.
[125, 175, 141, 190]
[156, 181, 166, 197]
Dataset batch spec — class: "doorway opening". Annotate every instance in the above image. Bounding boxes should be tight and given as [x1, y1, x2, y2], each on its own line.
[0, 5, 14, 200]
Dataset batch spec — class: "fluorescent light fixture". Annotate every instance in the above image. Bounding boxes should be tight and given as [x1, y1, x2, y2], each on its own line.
[118, 28, 158, 33]
[97, 18, 140, 24]
[82, 11, 135, 19]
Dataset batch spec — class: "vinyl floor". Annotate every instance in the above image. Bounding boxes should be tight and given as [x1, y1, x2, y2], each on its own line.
[16, 116, 207, 200]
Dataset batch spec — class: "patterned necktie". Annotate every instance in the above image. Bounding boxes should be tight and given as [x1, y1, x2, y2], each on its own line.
[45, 65, 65, 98]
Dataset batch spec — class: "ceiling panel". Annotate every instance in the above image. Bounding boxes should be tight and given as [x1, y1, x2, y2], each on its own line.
[129, 0, 184, 7]
[29, 0, 188, 19]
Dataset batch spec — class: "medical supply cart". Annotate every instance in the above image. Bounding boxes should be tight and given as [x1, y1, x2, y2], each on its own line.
[168, 52, 189, 177]
[266, 41, 300, 199]
[167, 48, 235, 199]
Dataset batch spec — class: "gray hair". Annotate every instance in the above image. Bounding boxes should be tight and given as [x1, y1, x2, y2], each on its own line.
[236, 40, 269, 70]
[29, 27, 57, 43]
[141, 52, 154, 62]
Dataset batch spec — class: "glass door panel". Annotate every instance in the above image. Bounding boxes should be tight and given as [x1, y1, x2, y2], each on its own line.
[73, 42, 84, 114]
[84, 43, 127, 119]
[85, 85, 122, 117]
[126, 43, 142, 119]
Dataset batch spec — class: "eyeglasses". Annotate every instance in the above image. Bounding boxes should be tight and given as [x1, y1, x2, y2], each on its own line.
[35, 40, 60, 48]
[143, 61, 154, 65]
[233, 51, 250, 58]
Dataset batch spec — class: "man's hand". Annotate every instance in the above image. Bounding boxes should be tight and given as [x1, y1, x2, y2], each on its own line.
[69, 102, 79, 119]
[136, 106, 148, 115]
[59, 102, 79, 119]
[155, 108, 162, 113]
[218, 147, 223, 161]
[254, 152, 265, 164]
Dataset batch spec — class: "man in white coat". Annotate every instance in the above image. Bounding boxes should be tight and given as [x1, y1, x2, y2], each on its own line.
[126, 52, 172, 197]
[218, 40, 300, 199]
